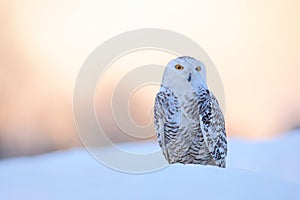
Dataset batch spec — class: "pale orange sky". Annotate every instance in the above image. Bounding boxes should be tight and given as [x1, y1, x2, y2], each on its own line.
[0, 0, 300, 157]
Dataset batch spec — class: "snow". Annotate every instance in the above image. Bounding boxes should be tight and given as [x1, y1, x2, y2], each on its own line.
[227, 129, 300, 183]
[1, 131, 300, 200]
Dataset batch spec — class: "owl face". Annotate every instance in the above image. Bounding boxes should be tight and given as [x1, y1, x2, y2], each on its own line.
[162, 56, 207, 91]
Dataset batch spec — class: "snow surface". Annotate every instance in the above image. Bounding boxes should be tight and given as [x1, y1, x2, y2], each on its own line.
[1, 131, 300, 200]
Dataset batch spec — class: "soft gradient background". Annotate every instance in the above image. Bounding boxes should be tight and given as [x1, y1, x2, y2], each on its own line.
[0, 0, 299, 158]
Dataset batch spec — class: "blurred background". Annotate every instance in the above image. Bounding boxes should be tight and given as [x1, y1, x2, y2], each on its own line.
[0, 0, 299, 158]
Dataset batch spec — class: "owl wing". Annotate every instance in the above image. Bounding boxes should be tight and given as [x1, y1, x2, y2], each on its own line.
[197, 87, 227, 168]
[154, 86, 180, 163]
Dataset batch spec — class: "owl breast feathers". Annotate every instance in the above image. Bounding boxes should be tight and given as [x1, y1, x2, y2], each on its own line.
[154, 56, 227, 168]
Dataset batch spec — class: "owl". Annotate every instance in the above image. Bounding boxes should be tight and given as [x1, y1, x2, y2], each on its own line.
[154, 56, 227, 168]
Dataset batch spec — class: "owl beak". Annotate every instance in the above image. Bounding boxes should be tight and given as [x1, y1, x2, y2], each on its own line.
[187, 73, 191, 82]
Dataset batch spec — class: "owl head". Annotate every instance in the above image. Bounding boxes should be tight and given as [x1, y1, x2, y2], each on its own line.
[161, 56, 207, 92]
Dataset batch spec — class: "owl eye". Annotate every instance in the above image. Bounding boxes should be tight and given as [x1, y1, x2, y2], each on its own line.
[175, 64, 184, 70]
[195, 66, 201, 71]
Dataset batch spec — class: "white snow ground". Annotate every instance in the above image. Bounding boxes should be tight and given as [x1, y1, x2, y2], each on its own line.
[1, 130, 300, 200]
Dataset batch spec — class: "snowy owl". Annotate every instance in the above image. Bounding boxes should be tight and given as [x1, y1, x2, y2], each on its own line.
[154, 56, 227, 168]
